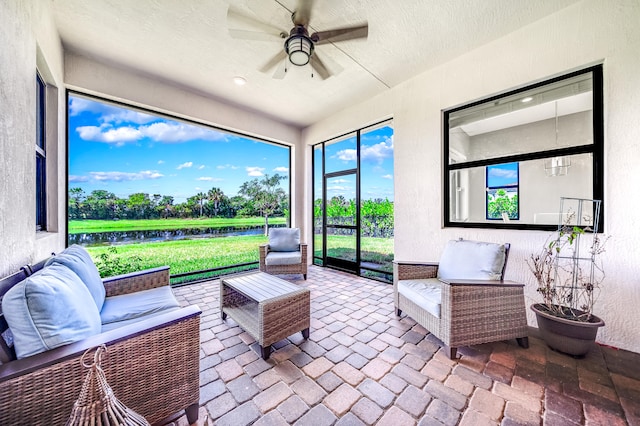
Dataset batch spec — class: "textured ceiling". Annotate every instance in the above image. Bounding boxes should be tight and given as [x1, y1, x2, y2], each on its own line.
[52, 0, 580, 128]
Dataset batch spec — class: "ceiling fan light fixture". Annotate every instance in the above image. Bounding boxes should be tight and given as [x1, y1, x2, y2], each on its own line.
[285, 35, 313, 66]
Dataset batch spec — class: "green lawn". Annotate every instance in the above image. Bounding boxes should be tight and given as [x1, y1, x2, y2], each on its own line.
[69, 217, 286, 233]
[86, 234, 393, 282]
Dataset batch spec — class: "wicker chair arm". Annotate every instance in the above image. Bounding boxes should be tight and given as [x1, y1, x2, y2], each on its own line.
[0, 305, 201, 425]
[438, 278, 524, 288]
[393, 260, 439, 280]
[102, 265, 170, 297]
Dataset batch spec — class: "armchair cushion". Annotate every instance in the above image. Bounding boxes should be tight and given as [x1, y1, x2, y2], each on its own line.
[268, 228, 300, 252]
[437, 240, 506, 280]
[397, 279, 442, 318]
[265, 251, 302, 266]
[2, 263, 102, 359]
[100, 285, 180, 326]
[45, 244, 106, 311]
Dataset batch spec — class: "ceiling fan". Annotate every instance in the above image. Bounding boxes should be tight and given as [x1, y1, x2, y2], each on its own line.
[227, 0, 368, 79]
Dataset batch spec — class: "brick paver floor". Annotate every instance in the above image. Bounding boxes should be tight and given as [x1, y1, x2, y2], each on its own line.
[165, 266, 640, 425]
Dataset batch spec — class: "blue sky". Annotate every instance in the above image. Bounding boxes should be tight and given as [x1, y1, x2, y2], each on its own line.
[487, 162, 518, 188]
[69, 95, 393, 203]
[315, 124, 394, 201]
[68, 95, 290, 203]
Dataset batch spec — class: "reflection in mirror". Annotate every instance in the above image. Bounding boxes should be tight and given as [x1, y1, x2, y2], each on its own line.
[444, 65, 603, 230]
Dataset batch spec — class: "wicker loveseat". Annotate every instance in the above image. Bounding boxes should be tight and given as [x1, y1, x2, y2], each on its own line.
[0, 246, 201, 425]
[394, 239, 528, 360]
[259, 228, 308, 279]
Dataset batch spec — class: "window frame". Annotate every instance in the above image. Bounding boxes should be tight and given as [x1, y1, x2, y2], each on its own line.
[443, 64, 604, 231]
[485, 162, 520, 221]
[36, 71, 47, 231]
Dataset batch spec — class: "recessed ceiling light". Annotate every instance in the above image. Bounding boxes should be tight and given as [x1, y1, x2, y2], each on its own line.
[521, 97, 533, 103]
[233, 76, 247, 86]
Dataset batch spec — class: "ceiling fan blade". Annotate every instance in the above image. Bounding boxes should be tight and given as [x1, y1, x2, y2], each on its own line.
[272, 60, 287, 80]
[293, 0, 313, 26]
[259, 50, 287, 74]
[227, 7, 287, 39]
[313, 24, 368, 45]
[310, 54, 331, 80]
[228, 29, 284, 41]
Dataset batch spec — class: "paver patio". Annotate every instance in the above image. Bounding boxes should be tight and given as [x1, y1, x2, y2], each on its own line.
[165, 266, 640, 425]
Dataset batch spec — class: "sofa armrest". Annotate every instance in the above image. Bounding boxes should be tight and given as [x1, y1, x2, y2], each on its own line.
[102, 265, 170, 297]
[0, 304, 201, 425]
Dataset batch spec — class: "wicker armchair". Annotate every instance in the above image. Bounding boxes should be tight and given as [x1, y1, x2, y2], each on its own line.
[394, 240, 528, 359]
[0, 263, 201, 425]
[259, 228, 308, 279]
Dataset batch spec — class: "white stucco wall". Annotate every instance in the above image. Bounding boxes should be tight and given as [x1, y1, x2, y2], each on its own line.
[302, 0, 640, 353]
[0, 1, 67, 276]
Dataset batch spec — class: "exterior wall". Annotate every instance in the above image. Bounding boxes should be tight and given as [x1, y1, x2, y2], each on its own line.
[0, 1, 66, 276]
[302, 0, 640, 353]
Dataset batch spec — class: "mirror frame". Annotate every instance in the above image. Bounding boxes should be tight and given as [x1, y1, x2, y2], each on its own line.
[442, 65, 604, 231]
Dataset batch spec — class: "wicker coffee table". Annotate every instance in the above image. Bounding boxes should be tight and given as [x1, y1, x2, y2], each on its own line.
[220, 271, 311, 359]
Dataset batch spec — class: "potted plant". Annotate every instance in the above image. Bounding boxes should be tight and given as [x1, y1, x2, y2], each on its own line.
[527, 198, 608, 356]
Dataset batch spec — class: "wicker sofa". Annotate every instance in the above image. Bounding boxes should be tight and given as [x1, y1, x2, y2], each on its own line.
[0, 247, 201, 425]
[394, 240, 528, 360]
[259, 228, 308, 279]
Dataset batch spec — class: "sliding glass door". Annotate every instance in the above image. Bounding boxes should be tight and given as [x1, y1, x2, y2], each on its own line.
[312, 120, 394, 282]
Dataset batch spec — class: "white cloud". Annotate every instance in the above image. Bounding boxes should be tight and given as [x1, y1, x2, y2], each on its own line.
[333, 137, 394, 165]
[246, 166, 265, 177]
[69, 97, 156, 124]
[76, 125, 142, 146]
[335, 148, 357, 162]
[332, 178, 349, 184]
[273, 166, 289, 173]
[196, 176, 223, 182]
[157, 160, 165, 164]
[69, 175, 89, 183]
[89, 170, 164, 182]
[198, 165, 205, 170]
[327, 185, 347, 192]
[489, 167, 517, 179]
[74, 118, 227, 147]
[217, 164, 239, 170]
[177, 162, 193, 170]
[140, 122, 225, 143]
[361, 138, 394, 163]
[382, 174, 393, 180]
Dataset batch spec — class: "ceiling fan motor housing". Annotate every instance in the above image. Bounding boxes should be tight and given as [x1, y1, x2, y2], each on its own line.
[285, 25, 314, 66]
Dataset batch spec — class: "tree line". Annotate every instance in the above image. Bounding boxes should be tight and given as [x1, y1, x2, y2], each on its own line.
[69, 174, 288, 224]
[314, 196, 394, 238]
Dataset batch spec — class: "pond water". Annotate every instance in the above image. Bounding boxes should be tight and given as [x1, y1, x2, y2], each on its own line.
[69, 224, 284, 246]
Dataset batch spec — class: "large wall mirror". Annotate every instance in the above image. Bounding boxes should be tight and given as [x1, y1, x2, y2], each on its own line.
[443, 65, 603, 230]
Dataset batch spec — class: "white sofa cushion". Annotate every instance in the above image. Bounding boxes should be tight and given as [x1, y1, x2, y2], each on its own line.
[268, 228, 300, 252]
[437, 240, 506, 280]
[2, 263, 102, 359]
[45, 244, 106, 311]
[265, 251, 302, 266]
[397, 278, 442, 319]
[99, 286, 180, 326]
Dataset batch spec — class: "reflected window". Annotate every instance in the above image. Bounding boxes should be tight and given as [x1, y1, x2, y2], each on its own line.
[444, 65, 603, 230]
[486, 163, 519, 221]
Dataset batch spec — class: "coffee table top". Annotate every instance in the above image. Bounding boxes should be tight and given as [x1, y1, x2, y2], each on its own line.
[221, 271, 307, 303]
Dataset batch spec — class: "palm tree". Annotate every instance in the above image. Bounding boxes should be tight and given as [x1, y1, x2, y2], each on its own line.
[196, 192, 206, 217]
[207, 187, 224, 217]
